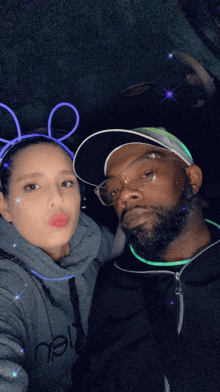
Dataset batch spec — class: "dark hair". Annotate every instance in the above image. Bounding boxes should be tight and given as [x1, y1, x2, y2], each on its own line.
[0, 136, 73, 198]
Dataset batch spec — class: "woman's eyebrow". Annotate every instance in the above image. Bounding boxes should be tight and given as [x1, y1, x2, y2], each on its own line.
[16, 170, 75, 183]
[59, 169, 75, 176]
[16, 172, 43, 182]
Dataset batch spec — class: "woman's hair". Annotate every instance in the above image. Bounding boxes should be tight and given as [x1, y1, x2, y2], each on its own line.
[0, 136, 73, 198]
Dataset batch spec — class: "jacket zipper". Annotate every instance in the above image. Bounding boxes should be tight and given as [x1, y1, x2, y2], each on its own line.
[174, 272, 184, 334]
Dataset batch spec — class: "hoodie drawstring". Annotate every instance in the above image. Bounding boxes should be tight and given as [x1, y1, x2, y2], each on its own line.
[69, 277, 86, 355]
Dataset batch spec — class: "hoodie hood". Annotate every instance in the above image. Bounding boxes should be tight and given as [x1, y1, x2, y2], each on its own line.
[0, 212, 102, 280]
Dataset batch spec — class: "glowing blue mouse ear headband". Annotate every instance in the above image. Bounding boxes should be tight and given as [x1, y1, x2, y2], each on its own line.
[0, 102, 80, 162]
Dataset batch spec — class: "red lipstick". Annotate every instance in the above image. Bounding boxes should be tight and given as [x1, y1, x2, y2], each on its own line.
[48, 213, 69, 228]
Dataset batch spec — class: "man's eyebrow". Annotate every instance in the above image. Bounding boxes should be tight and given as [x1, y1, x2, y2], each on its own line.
[16, 170, 75, 182]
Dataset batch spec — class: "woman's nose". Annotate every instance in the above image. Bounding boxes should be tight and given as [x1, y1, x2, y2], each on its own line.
[48, 185, 63, 205]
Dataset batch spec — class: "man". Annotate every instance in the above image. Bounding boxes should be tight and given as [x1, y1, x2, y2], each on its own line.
[73, 128, 220, 392]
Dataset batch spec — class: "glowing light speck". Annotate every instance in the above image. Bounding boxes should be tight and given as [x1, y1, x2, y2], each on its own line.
[11, 286, 27, 304]
[8, 367, 21, 378]
[12, 368, 20, 377]
[9, 193, 23, 207]
[0, 160, 12, 174]
[160, 86, 178, 103]
[167, 52, 174, 60]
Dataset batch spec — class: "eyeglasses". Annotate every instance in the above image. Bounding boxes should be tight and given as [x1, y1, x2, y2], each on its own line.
[94, 154, 182, 206]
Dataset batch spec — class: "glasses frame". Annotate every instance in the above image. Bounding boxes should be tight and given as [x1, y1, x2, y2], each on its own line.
[94, 155, 185, 207]
[94, 174, 130, 206]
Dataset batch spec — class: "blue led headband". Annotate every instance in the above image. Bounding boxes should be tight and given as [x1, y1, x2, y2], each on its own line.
[0, 102, 80, 162]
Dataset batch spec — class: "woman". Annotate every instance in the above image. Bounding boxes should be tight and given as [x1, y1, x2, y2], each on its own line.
[0, 136, 114, 392]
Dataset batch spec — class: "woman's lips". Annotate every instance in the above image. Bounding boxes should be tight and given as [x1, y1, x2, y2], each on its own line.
[122, 208, 154, 229]
[48, 213, 69, 228]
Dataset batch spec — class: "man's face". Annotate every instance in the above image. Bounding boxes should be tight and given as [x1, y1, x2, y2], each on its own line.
[106, 144, 195, 260]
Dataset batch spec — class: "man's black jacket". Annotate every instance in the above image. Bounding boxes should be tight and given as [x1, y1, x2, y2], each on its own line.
[72, 233, 220, 392]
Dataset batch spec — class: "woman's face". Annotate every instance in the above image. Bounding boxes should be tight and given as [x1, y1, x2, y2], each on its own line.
[1, 143, 81, 255]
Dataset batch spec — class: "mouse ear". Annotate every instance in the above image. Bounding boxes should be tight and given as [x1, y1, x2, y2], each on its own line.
[0, 102, 80, 162]
[0, 103, 22, 159]
[47, 102, 80, 142]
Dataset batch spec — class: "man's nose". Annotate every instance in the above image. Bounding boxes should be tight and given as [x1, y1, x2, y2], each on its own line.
[117, 184, 143, 207]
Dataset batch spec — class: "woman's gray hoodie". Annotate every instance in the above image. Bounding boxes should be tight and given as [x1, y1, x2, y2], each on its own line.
[0, 212, 113, 392]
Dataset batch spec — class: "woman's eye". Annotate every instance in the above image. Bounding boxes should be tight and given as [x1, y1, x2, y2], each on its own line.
[25, 184, 39, 191]
[61, 180, 75, 187]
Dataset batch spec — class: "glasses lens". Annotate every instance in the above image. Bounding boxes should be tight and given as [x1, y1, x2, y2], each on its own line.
[96, 156, 174, 205]
[99, 178, 122, 206]
[131, 160, 157, 189]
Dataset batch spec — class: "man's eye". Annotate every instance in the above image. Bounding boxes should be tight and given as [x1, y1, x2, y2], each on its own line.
[25, 184, 39, 191]
[142, 171, 154, 178]
[110, 188, 120, 198]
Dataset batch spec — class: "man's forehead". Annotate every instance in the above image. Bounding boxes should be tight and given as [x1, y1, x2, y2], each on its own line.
[106, 143, 180, 175]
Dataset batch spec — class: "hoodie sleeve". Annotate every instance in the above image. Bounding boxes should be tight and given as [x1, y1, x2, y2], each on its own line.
[0, 266, 29, 392]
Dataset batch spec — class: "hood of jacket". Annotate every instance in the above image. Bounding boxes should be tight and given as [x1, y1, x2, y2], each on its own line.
[0, 211, 104, 280]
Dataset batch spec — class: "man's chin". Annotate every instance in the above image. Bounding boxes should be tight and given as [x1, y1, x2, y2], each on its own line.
[121, 222, 156, 245]
[121, 184, 196, 261]
[121, 208, 156, 231]
[125, 226, 163, 261]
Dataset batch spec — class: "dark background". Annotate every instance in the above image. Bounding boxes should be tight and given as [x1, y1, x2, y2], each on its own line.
[1, 0, 220, 232]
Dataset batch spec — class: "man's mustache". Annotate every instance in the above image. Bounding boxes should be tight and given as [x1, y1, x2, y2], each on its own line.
[120, 205, 158, 225]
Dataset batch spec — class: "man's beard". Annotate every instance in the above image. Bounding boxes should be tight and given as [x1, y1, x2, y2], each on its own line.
[120, 182, 198, 261]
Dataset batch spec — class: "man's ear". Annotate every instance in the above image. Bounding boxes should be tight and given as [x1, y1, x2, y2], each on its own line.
[0, 192, 12, 222]
[185, 164, 202, 194]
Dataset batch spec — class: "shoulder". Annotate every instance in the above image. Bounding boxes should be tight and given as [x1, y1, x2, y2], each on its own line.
[79, 212, 114, 263]
[0, 255, 40, 305]
[0, 256, 29, 285]
[181, 239, 220, 283]
[87, 256, 149, 345]
[97, 225, 114, 264]
[92, 255, 143, 310]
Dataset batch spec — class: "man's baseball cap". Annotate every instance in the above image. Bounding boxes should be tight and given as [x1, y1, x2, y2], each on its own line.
[74, 127, 194, 186]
